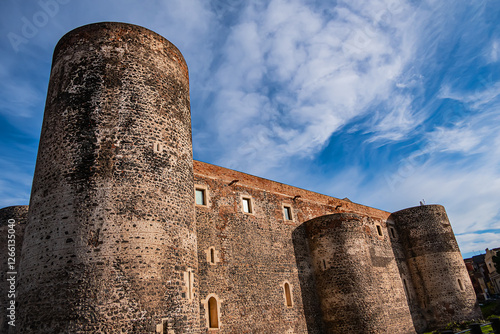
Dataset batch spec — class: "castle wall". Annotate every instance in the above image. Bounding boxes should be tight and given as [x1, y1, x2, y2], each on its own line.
[2, 22, 483, 334]
[193, 161, 404, 333]
[304, 213, 416, 334]
[0, 206, 28, 333]
[391, 205, 482, 330]
[18, 23, 199, 333]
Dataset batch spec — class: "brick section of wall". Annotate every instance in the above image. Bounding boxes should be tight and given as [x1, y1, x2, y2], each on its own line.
[194, 160, 391, 221]
[304, 213, 416, 334]
[391, 205, 482, 330]
[18, 23, 199, 333]
[0, 205, 28, 333]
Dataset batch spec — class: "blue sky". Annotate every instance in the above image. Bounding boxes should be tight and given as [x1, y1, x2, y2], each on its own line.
[1, 0, 499, 258]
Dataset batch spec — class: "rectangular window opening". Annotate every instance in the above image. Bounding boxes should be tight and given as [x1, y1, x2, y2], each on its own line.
[195, 188, 206, 206]
[242, 197, 252, 213]
[376, 225, 383, 236]
[283, 206, 292, 220]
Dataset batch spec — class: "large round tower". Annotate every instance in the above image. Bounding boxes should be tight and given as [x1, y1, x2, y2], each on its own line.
[391, 205, 481, 330]
[304, 213, 415, 334]
[18, 22, 199, 333]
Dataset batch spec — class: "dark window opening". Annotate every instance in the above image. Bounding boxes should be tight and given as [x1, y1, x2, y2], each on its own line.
[284, 283, 292, 307]
[208, 297, 219, 328]
[283, 206, 292, 220]
[403, 279, 410, 299]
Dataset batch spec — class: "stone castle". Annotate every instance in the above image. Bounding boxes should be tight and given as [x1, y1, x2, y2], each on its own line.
[0, 22, 481, 333]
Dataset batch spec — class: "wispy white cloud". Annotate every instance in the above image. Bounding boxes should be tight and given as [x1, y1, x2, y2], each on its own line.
[488, 39, 499, 63]
[456, 232, 500, 256]
[202, 0, 421, 173]
[352, 79, 500, 255]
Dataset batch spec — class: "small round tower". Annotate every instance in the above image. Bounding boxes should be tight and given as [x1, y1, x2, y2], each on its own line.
[304, 213, 415, 334]
[18, 23, 199, 333]
[391, 205, 481, 330]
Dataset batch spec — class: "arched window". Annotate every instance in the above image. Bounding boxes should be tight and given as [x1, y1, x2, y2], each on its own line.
[284, 282, 292, 307]
[208, 296, 219, 328]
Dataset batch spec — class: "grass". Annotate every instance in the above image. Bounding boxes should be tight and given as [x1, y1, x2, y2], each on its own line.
[422, 301, 500, 333]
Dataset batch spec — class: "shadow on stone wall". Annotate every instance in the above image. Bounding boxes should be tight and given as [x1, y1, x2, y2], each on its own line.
[291, 224, 324, 334]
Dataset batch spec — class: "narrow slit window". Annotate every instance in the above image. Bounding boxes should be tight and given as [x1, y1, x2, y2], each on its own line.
[458, 278, 464, 291]
[403, 279, 410, 298]
[376, 225, 383, 236]
[187, 270, 194, 300]
[195, 188, 206, 206]
[323, 259, 327, 270]
[284, 282, 292, 307]
[390, 227, 396, 238]
[242, 197, 252, 213]
[153, 142, 163, 153]
[208, 297, 219, 328]
[210, 248, 215, 264]
[283, 206, 292, 220]
[188, 271, 192, 298]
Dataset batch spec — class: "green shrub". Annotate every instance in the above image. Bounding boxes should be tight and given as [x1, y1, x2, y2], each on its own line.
[481, 300, 500, 318]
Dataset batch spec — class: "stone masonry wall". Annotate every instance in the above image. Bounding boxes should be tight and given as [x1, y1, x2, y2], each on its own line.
[193, 161, 404, 333]
[386, 215, 427, 333]
[18, 23, 199, 333]
[304, 213, 416, 334]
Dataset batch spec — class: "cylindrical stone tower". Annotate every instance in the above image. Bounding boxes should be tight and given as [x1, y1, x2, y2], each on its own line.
[18, 23, 199, 333]
[305, 213, 416, 334]
[391, 205, 481, 330]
